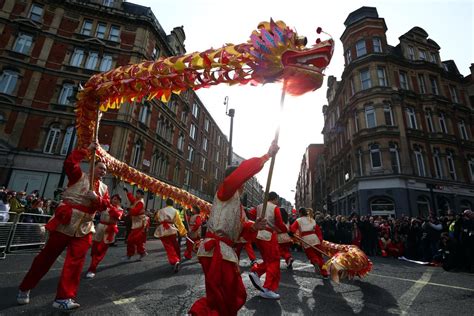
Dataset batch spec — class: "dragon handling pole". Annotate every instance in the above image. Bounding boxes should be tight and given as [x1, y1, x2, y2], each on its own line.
[89, 109, 100, 190]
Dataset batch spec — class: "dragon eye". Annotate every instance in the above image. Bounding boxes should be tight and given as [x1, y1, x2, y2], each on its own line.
[295, 36, 307, 47]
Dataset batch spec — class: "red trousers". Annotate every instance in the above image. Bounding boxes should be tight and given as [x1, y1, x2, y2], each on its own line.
[189, 256, 246, 316]
[304, 246, 327, 275]
[279, 242, 292, 262]
[160, 234, 181, 265]
[87, 240, 109, 273]
[127, 228, 146, 257]
[235, 242, 256, 261]
[184, 237, 201, 259]
[251, 235, 281, 291]
[19, 231, 92, 299]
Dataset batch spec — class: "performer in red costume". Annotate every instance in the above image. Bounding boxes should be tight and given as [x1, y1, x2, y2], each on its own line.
[234, 210, 258, 266]
[85, 194, 123, 278]
[188, 141, 278, 316]
[289, 207, 328, 278]
[122, 188, 148, 261]
[277, 207, 294, 269]
[154, 198, 187, 272]
[17, 143, 110, 310]
[248, 191, 287, 299]
[184, 205, 202, 260]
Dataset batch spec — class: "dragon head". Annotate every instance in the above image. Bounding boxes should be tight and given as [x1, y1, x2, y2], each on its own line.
[248, 19, 334, 96]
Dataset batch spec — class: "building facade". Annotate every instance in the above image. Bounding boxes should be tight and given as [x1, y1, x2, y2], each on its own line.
[321, 6, 474, 217]
[231, 152, 264, 208]
[0, 0, 229, 208]
[295, 144, 324, 211]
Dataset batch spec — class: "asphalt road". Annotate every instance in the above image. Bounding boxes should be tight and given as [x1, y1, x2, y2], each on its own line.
[1, 239, 473, 315]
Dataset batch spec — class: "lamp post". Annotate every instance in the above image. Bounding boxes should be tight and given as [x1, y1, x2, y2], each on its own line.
[224, 96, 235, 166]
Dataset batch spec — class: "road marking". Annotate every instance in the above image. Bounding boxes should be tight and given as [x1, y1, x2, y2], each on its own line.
[395, 269, 433, 315]
[369, 272, 474, 292]
[113, 297, 136, 305]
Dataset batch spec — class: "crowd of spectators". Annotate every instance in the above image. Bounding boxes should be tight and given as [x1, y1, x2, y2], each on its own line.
[0, 186, 58, 223]
[297, 209, 474, 273]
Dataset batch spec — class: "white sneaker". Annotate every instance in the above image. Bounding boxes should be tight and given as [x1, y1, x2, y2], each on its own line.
[85, 271, 95, 279]
[259, 288, 280, 300]
[52, 298, 80, 310]
[17, 290, 30, 305]
[121, 256, 132, 262]
[248, 272, 264, 292]
[173, 261, 181, 273]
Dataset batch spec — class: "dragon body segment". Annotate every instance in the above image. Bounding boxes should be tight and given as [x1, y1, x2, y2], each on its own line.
[75, 19, 370, 281]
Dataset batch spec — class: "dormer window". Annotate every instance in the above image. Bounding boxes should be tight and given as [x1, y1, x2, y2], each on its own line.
[372, 37, 382, 53]
[356, 40, 367, 57]
[419, 50, 427, 60]
[29, 3, 43, 22]
[102, 0, 114, 7]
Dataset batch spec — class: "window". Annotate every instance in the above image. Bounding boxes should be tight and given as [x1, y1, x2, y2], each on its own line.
[0, 70, 19, 95]
[408, 46, 415, 60]
[180, 111, 188, 124]
[131, 141, 142, 167]
[216, 151, 220, 163]
[29, 3, 43, 22]
[173, 164, 180, 183]
[377, 67, 388, 86]
[373, 37, 382, 53]
[369, 144, 382, 169]
[443, 63, 449, 72]
[469, 158, 474, 181]
[184, 169, 191, 185]
[159, 157, 169, 177]
[192, 102, 199, 118]
[439, 112, 448, 133]
[109, 26, 120, 41]
[85, 52, 99, 70]
[345, 49, 352, 64]
[360, 69, 371, 90]
[60, 126, 76, 156]
[138, 104, 149, 124]
[430, 52, 437, 63]
[103, 0, 114, 6]
[389, 143, 400, 173]
[199, 177, 204, 191]
[13, 34, 33, 54]
[458, 120, 469, 140]
[58, 83, 74, 105]
[204, 118, 210, 132]
[365, 106, 376, 128]
[151, 47, 161, 59]
[70, 49, 84, 67]
[406, 107, 417, 129]
[200, 157, 206, 171]
[399, 71, 409, 90]
[370, 198, 395, 216]
[446, 151, 456, 180]
[174, 134, 183, 151]
[99, 55, 113, 72]
[150, 153, 159, 174]
[418, 74, 426, 94]
[202, 137, 208, 151]
[350, 77, 355, 95]
[81, 20, 93, 36]
[156, 119, 165, 137]
[425, 110, 435, 132]
[419, 50, 427, 60]
[187, 146, 194, 162]
[354, 112, 359, 132]
[450, 85, 459, 103]
[433, 149, 444, 178]
[355, 40, 366, 57]
[414, 149, 426, 177]
[430, 76, 439, 95]
[43, 124, 61, 154]
[384, 104, 393, 126]
[189, 123, 197, 140]
[217, 135, 221, 146]
[357, 149, 364, 176]
[95, 23, 107, 39]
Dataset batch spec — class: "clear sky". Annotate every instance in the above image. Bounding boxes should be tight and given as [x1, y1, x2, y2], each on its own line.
[130, 0, 473, 205]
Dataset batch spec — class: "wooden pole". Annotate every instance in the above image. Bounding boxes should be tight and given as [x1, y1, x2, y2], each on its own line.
[292, 234, 331, 258]
[89, 109, 101, 190]
[260, 81, 287, 220]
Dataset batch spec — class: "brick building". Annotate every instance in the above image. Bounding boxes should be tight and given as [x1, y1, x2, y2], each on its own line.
[319, 7, 474, 217]
[0, 0, 229, 207]
[295, 144, 324, 211]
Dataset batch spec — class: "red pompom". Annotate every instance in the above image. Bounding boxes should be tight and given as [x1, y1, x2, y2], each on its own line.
[316, 38, 321, 44]
[316, 27, 322, 34]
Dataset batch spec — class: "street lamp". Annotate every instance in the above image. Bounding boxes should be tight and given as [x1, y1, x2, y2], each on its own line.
[224, 96, 235, 166]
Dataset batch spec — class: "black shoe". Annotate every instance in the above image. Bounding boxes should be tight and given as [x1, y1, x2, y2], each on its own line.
[173, 261, 181, 273]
